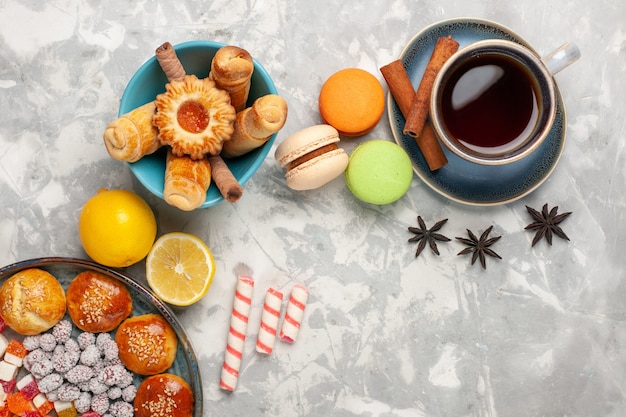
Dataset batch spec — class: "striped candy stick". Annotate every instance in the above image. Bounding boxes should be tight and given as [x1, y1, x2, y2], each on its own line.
[220, 275, 254, 391]
[256, 288, 284, 354]
[279, 284, 308, 343]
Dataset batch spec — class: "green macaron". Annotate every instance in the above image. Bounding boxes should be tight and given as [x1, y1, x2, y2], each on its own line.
[345, 140, 413, 204]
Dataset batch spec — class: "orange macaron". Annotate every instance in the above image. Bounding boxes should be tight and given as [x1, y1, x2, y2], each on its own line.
[319, 68, 385, 137]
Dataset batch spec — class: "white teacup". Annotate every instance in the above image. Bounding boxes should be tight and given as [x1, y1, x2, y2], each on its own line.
[430, 39, 580, 165]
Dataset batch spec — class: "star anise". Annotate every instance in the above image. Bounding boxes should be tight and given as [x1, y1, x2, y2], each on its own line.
[456, 226, 502, 269]
[408, 216, 451, 257]
[525, 204, 572, 246]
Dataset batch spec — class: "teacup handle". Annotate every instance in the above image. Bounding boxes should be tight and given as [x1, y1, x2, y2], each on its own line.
[542, 42, 581, 75]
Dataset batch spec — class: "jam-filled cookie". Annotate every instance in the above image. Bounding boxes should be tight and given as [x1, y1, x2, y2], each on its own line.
[153, 74, 236, 159]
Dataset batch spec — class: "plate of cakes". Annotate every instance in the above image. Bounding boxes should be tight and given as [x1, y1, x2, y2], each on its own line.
[0, 257, 201, 417]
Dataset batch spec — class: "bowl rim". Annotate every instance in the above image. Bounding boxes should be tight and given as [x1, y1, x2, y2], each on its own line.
[0, 256, 203, 417]
[120, 40, 279, 208]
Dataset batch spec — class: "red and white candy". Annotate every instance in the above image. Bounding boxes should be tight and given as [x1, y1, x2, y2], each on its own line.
[256, 288, 283, 354]
[279, 284, 308, 343]
[220, 275, 254, 391]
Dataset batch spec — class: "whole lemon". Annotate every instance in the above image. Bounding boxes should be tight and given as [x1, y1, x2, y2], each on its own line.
[79, 189, 157, 268]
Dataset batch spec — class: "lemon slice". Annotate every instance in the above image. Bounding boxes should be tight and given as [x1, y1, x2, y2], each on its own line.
[146, 232, 215, 306]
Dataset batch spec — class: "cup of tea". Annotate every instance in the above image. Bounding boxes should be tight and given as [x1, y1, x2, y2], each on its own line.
[429, 39, 580, 165]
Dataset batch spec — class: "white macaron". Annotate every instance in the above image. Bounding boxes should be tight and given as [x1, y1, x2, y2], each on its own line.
[274, 124, 349, 190]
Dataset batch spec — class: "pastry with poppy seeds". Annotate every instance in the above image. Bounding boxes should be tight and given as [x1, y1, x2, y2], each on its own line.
[116, 314, 178, 375]
[134, 373, 193, 417]
[66, 270, 133, 333]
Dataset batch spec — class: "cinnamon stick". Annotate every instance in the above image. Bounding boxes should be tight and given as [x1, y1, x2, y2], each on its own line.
[380, 60, 414, 117]
[380, 59, 448, 171]
[155, 42, 186, 82]
[403, 36, 459, 139]
[417, 123, 447, 170]
[207, 155, 243, 202]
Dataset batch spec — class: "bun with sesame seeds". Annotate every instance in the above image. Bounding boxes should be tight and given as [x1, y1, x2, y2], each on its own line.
[116, 313, 178, 375]
[134, 373, 193, 417]
[0, 268, 67, 335]
[66, 270, 133, 333]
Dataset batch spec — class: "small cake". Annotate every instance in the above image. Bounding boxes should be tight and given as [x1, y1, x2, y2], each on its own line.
[116, 314, 178, 375]
[153, 74, 236, 159]
[134, 373, 193, 417]
[66, 271, 133, 333]
[318, 68, 385, 136]
[0, 268, 66, 335]
[344, 140, 414, 204]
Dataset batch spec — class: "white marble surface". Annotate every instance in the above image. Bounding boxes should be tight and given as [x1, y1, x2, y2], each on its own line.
[1, 1, 625, 416]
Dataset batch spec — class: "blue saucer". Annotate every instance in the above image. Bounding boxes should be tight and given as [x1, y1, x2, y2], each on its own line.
[388, 18, 567, 206]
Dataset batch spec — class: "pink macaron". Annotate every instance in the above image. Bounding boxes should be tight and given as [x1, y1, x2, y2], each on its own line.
[274, 124, 349, 190]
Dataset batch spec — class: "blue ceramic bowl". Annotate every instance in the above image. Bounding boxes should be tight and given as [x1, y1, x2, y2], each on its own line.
[119, 40, 278, 208]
